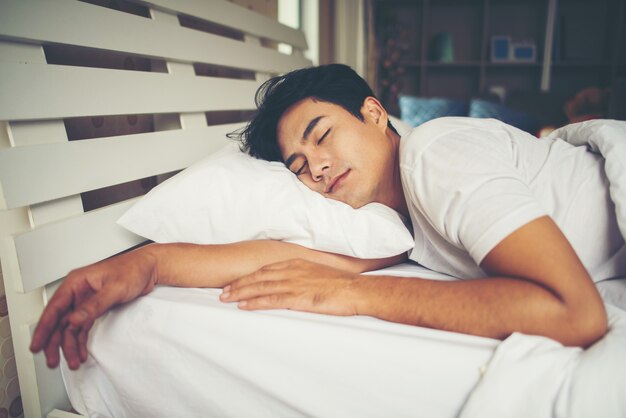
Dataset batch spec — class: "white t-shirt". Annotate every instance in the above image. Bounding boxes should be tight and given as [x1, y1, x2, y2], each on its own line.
[400, 117, 625, 282]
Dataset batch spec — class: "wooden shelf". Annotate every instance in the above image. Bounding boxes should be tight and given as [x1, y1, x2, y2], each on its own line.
[400, 60, 482, 67]
[552, 61, 612, 68]
[370, 0, 626, 118]
[427, 61, 482, 67]
[486, 62, 543, 67]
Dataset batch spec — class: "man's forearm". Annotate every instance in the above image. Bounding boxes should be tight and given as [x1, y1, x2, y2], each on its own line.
[351, 275, 606, 347]
[143, 241, 405, 289]
[221, 218, 608, 348]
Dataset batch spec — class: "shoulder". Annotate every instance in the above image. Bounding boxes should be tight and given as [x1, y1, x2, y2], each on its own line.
[400, 117, 507, 166]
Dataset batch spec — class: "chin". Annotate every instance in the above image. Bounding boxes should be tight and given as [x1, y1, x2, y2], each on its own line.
[325, 194, 356, 208]
[324, 187, 372, 209]
[340, 195, 369, 209]
[348, 201, 366, 209]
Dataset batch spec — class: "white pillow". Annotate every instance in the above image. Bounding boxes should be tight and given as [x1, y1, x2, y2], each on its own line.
[117, 141, 414, 259]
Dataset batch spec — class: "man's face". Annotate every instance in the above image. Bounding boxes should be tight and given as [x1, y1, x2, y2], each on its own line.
[277, 97, 399, 209]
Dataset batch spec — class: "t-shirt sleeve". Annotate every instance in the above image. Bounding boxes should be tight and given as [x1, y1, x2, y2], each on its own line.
[401, 119, 547, 264]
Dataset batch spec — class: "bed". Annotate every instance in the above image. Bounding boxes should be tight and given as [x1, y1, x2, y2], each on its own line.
[0, 1, 625, 417]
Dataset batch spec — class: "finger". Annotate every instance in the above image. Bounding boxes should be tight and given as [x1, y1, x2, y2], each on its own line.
[237, 293, 294, 311]
[238, 291, 353, 316]
[66, 283, 125, 328]
[78, 319, 94, 363]
[227, 267, 294, 292]
[221, 280, 292, 302]
[31, 286, 76, 353]
[43, 328, 63, 369]
[31, 271, 98, 353]
[62, 326, 81, 370]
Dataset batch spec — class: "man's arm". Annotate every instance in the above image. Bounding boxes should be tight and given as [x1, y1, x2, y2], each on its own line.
[223, 216, 608, 347]
[31, 240, 405, 369]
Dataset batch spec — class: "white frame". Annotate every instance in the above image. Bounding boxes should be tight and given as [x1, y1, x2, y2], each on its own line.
[0, 1, 310, 416]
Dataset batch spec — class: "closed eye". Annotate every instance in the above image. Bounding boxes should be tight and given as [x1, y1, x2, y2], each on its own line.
[295, 161, 308, 176]
[317, 128, 331, 145]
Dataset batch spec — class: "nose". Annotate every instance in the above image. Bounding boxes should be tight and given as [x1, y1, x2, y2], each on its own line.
[309, 155, 330, 182]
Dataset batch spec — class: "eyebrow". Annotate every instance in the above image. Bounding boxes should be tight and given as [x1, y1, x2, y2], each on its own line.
[284, 115, 325, 169]
[302, 116, 324, 142]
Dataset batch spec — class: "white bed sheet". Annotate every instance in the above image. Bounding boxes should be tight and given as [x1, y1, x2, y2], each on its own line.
[61, 262, 626, 418]
[62, 263, 499, 418]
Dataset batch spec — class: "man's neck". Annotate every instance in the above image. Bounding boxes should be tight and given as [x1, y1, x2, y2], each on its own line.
[385, 130, 410, 219]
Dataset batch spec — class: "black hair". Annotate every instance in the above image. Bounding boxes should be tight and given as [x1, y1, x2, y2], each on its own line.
[231, 64, 397, 162]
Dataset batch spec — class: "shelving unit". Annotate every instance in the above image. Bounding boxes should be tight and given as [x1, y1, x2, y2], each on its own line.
[369, 0, 626, 121]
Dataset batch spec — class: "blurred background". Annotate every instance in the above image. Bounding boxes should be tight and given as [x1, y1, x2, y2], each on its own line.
[283, 0, 626, 136]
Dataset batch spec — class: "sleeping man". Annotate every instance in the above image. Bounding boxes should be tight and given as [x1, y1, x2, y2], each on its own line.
[32, 64, 624, 370]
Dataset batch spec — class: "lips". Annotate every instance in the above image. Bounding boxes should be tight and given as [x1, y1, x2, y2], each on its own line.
[325, 169, 350, 194]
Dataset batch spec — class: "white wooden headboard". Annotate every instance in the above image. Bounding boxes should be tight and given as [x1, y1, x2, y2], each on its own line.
[0, 1, 310, 416]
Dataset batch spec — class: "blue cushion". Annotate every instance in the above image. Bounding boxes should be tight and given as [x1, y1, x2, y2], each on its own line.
[398, 95, 469, 127]
[469, 99, 538, 134]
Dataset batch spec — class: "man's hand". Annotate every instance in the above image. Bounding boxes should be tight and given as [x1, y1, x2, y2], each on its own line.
[30, 240, 402, 370]
[30, 248, 158, 370]
[220, 259, 360, 316]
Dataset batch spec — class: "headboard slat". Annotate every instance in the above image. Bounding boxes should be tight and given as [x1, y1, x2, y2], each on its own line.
[133, 0, 308, 49]
[0, 124, 237, 210]
[14, 199, 144, 293]
[0, 62, 258, 121]
[0, 0, 310, 74]
[0, 1, 310, 415]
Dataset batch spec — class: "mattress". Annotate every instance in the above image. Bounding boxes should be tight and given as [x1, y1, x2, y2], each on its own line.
[61, 262, 626, 418]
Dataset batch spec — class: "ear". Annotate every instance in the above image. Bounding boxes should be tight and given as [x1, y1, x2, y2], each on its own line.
[361, 96, 388, 130]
